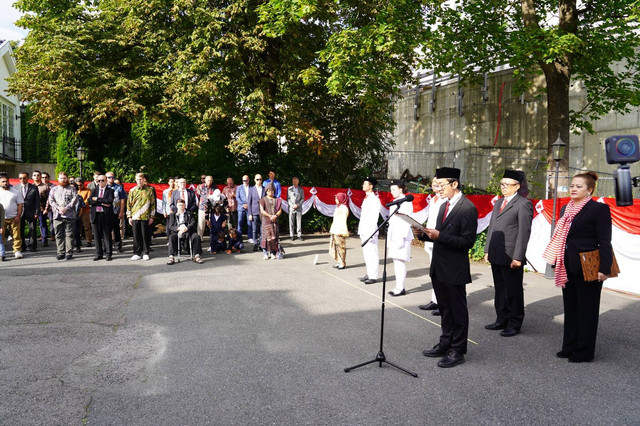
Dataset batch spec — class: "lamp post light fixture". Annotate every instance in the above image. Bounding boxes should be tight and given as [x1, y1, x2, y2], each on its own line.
[545, 133, 567, 279]
[76, 146, 86, 181]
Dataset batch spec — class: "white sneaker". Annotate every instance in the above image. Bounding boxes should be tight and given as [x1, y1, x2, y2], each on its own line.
[248, 238, 255, 244]
[130, 254, 141, 261]
[14, 251, 23, 259]
[143, 254, 150, 261]
[263, 252, 269, 260]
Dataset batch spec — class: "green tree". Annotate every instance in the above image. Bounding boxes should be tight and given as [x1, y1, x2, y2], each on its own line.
[55, 129, 95, 179]
[9, 0, 395, 185]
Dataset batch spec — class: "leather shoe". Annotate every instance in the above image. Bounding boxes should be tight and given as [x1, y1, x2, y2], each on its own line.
[363, 279, 376, 285]
[432, 309, 441, 316]
[418, 301, 438, 311]
[93, 255, 104, 261]
[437, 349, 465, 368]
[358, 275, 369, 282]
[556, 351, 571, 359]
[388, 289, 406, 297]
[500, 328, 520, 337]
[484, 322, 508, 330]
[106, 254, 112, 261]
[423, 343, 449, 357]
[568, 356, 593, 363]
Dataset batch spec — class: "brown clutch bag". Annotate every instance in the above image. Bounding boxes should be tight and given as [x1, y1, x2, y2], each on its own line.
[579, 250, 620, 281]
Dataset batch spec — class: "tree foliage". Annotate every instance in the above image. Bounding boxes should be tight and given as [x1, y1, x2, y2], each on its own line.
[425, 0, 640, 141]
[10, 0, 396, 185]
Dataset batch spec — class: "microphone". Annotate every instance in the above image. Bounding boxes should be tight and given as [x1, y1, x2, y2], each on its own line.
[385, 194, 414, 207]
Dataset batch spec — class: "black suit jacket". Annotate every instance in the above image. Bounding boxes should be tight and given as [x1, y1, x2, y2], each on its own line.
[562, 200, 613, 279]
[19, 183, 41, 218]
[88, 186, 115, 223]
[167, 211, 197, 236]
[171, 188, 198, 214]
[484, 194, 533, 265]
[420, 194, 478, 285]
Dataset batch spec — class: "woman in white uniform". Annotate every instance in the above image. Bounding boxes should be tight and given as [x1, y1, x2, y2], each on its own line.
[387, 180, 415, 296]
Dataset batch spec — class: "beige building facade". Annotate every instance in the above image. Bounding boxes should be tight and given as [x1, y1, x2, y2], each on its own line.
[389, 67, 640, 199]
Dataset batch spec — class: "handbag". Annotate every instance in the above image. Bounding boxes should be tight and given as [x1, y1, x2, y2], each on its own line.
[579, 249, 620, 281]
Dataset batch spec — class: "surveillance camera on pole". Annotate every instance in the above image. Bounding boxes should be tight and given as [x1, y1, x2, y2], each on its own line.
[605, 135, 640, 207]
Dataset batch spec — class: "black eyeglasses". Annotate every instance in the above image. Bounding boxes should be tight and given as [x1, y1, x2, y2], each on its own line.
[107, 176, 114, 179]
[97, 179, 105, 182]
[256, 179, 262, 181]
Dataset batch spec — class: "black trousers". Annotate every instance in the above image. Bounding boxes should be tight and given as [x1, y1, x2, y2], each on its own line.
[432, 277, 469, 354]
[131, 220, 151, 255]
[561, 273, 603, 361]
[491, 263, 525, 330]
[168, 232, 203, 257]
[20, 216, 38, 251]
[91, 213, 113, 256]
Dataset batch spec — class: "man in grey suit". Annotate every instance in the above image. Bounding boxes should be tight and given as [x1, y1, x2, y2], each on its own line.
[287, 177, 304, 241]
[483, 170, 533, 337]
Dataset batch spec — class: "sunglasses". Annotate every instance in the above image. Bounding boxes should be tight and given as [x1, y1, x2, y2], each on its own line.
[97, 179, 105, 182]
[107, 176, 114, 179]
[256, 179, 262, 181]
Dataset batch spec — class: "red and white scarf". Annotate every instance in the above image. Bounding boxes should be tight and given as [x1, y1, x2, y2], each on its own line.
[543, 197, 591, 288]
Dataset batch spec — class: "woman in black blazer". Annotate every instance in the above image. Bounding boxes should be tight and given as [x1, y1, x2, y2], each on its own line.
[544, 171, 613, 363]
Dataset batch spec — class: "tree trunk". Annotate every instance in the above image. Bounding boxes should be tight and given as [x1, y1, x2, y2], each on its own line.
[542, 61, 571, 198]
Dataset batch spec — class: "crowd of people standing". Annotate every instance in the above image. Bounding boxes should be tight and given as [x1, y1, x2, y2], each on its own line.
[1, 167, 615, 367]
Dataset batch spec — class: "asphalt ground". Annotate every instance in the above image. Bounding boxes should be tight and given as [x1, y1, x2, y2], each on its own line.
[1, 233, 639, 425]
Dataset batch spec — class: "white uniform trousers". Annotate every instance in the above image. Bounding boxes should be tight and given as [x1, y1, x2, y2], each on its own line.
[361, 235, 379, 280]
[392, 259, 408, 292]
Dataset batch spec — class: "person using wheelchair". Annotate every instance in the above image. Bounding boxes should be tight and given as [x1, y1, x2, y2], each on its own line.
[167, 198, 204, 264]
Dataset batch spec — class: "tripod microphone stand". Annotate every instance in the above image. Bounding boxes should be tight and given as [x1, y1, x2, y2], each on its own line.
[344, 204, 418, 378]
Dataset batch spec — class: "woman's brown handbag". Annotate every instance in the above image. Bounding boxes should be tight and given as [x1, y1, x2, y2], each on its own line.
[579, 250, 620, 281]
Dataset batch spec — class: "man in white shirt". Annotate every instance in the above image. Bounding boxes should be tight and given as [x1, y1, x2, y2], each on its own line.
[0, 174, 24, 259]
[357, 177, 381, 284]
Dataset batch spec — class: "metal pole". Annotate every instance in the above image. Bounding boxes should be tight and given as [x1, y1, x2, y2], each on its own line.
[79, 160, 83, 182]
[544, 160, 560, 279]
[550, 159, 560, 235]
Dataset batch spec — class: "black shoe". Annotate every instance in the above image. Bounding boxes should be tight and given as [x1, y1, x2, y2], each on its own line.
[500, 328, 520, 337]
[388, 289, 406, 297]
[423, 343, 449, 357]
[1, 256, 5, 261]
[298, 237, 304, 241]
[418, 302, 438, 311]
[94, 255, 104, 261]
[75, 246, 82, 253]
[65, 254, 73, 260]
[106, 254, 112, 261]
[291, 236, 296, 241]
[437, 349, 465, 368]
[363, 279, 376, 285]
[432, 309, 441, 316]
[87, 242, 93, 247]
[29, 247, 37, 252]
[484, 322, 508, 330]
[57, 254, 65, 260]
[43, 240, 49, 247]
[117, 242, 123, 253]
[253, 244, 259, 252]
[568, 355, 593, 363]
[358, 276, 369, 282]
[556, 351, 571, 359]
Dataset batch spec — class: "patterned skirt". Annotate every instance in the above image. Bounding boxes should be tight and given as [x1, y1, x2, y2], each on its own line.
[329, 234, 347, 266]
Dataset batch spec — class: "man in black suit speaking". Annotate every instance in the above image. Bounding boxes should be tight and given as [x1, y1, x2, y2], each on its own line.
[416, 167, 478, 368]
[484, 170, 533, 337]
[88, 175, 115, 261]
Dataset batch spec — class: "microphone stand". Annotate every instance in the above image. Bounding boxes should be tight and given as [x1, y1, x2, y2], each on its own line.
[344, 202, 418, 377]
